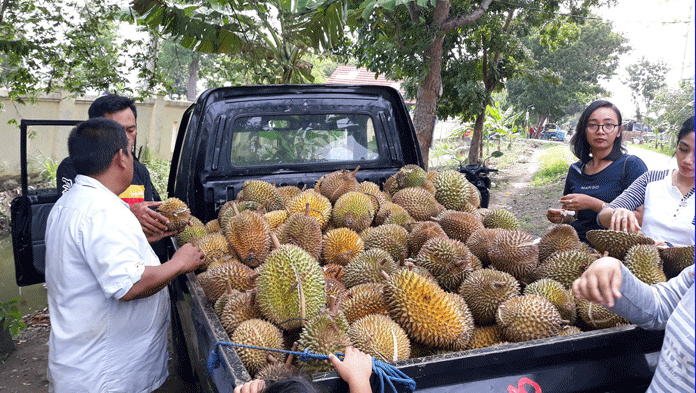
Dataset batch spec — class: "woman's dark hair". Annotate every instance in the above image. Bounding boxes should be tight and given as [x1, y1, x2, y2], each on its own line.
[569, 100, 625, 163]
[88, 94, 138, 119]
[261, 376, 326, 393]
[677, 115, 695, 143]
[68, 118, 129, 176]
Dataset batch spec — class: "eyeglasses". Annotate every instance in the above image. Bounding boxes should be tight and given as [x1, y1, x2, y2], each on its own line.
[587, 123, 618, 133]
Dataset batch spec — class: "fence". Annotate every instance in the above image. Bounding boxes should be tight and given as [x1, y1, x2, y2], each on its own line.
[0, 91, 192, 179]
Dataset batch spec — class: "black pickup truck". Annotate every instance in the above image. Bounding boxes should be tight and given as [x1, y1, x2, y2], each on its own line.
[12, 85, 663, 393]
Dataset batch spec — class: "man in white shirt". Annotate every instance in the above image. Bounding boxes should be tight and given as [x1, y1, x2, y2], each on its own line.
[45, 118, 204, 393]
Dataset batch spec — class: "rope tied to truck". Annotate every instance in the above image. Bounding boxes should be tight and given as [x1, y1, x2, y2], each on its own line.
[207, 341, 416, 393]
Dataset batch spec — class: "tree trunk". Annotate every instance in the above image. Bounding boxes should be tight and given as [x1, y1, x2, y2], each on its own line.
[469, 109, 486, 165]
[187, 56, 199, 102]
[413, 34, 445, 170]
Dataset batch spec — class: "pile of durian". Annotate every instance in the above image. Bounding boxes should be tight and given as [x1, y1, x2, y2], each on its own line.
[161, 164, 695, 379]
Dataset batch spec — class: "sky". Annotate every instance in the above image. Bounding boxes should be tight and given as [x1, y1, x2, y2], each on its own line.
[595, 0, 694, 119]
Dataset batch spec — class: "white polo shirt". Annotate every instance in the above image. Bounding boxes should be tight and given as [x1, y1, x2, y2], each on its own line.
[46, 175, 169, 393]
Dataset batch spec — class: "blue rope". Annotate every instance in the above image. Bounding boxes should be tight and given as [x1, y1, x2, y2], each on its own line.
[207, 341, 416, 393]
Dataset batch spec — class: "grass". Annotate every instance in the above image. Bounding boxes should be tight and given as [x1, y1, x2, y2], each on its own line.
[531, 145, 573, 186]
[632, 142, 674, 156]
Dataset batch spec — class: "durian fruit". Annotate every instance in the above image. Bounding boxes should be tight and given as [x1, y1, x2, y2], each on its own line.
[255, 351, 299, 382]
[362, 224, 409, 262]
[277, 185, 303, 205]
[482, 209, 520, 230]
[586, 229, 654, 260]
[659, 245, 695, 278]
[433, 169, 470, 211]
[197, 260, 257, 304]
[459, 268, 520, 325]
[463, 181, 481, 208]
[241, 180, 284, 212]
[407, 221, 448, 258]
[205, 219, 221, 233]
[315, 167, 361, 204]
[256, 239, 326, 331]
[231, 319, 284, 376]
[322, 263, 345, 283]
[322, 228, 364, 266]
[488, 230, 539, 283]
[278, 207, 323, 261]
[220, 290, 262, 338]
[465, 228, 504, 266]
[225, 208, 271, 268]
[383, 210, 416, 230]
[263, 210, 288, 232]
[374, 202, 408, 226]
[558, 326, 582, 336]
[297, 300, 352, 372]
[219, 201, 261, 237]
[434, 210, 484, 243]
[395, 164, 428, 189]
[383, 269, 474, 350]
[391, 187, 444, 221]
[468, 325, 506, 350]
[338, 283, 389, 324]
[538, 224, 581, 264]
[524, 278, 576, 325]
[496, 295, 564, 342]
[342, 248, 398, 288]
[535, 250, 595, 288]
[286, 190, 332, 230]
[349, 314, 411, 362]
[358, 180, 382, 197]
[416, 237, 480, 292]
[157, 197, 192, 231]
[175, 217, 208, 247]
[194, 232, 232, 270]
[576, 297, 629, 329]
[325, 277, 346, 307]
[332, 191, 375, 232]
[624, 244, 666, 285]
[213, 280, 239, 318]
[360, 183, 389, 214]
[400, 260, 439, 285]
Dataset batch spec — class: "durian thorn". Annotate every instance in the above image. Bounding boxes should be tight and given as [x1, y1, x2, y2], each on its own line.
[286, 343, 298, 367]
[270, 232, 282, 249]
[232, 203, 240, 215]
[304, 202, 311, 216]
[490, 281, 506, 290]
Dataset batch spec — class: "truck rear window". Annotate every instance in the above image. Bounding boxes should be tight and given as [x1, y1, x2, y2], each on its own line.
[229, 114, 380, 165]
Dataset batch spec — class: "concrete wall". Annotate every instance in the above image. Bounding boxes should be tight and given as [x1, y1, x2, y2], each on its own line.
[0, 91, 192, 178]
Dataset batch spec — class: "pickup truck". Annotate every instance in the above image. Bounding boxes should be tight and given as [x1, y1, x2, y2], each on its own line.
[12, 85, 663, 393]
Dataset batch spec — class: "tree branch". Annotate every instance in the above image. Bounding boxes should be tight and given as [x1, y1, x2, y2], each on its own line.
[0, 0, 11, 26]
[407, 1, 422, 23]
[492, 9, 514, 67]
[442, 0, 494, 32]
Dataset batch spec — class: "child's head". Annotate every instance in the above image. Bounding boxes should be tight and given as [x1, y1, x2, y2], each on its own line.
[262, 376, 325, 393]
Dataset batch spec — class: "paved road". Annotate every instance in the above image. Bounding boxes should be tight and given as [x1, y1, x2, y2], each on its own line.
[625, 144, 675, 171]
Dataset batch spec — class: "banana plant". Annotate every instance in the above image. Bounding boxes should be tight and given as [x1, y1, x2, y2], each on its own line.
[484, 102, 521, 150]
[131, 0, 349, 84]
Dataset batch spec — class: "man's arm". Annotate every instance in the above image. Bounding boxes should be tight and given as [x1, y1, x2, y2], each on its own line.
[120, 243, 204, 301]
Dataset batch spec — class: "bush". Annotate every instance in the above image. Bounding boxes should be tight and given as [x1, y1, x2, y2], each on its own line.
[0, 299, 27, 338]
[532, 145, 572, 186]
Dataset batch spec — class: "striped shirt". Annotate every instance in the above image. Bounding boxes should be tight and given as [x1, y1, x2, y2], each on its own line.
[610, 264, 695, 393]
[607, 169, 695, 246]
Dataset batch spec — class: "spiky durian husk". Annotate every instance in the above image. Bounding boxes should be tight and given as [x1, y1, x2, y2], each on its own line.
[315, 167, 361, 204]
[175, 220, 208, 247]
[459, 268, 520, 325]
[465, 228, 505, 266]
[322, 228, 364, 266]
[225, 210, 271, 268]
[407, 221, 448, 258]
[157, 197, 192, 231]
[297, 308, 351, 372]
[278, 212, 323, 261]
[197, 261, 257, 304]
[433, 169, 470, 211]
[276, 185, 303, 206]
[586, 229, 654, 260]
[576, 297, 629, 330]
[362, 224, 409, 262]
[342, 248, 398, 288]
[324, 277, 346, 307]
[349, 314, 411, 362]
[231, 319, 284, 376]
[482, 209, 520, 230]
[220, 291, 262, 338]
[496, 295, 563, 342]
[534, 250, 595, 288]
[256, 244, 326, 331]
[205, 219, 221, 233]
[524, 278, 576, 325]
[263, 210, 288, 232]
[322, 263, 345, 283]
[659, 245, 695, 278]
[488, 230, 538, 283]
[468, 325, 505, 350]
[374, 202, 408, 227]
[624, 244, 667, 285]
[435, 210, 484, 243]
[194, 232, 232, 270]
[392, 187, 443, 221]
[415, 237, 479, 292]
[538, 224, 581, 264]
[332, 191, 375, 232]
[338, 283, 390, 324]
[241, 179, 284, 212]
[285, 190, 332, 230]
[384, 269, 474, 350]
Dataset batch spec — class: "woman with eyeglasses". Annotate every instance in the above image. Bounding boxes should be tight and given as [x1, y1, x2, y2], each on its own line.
[546, 100, 648, 243]
[597, 116, 694, 246]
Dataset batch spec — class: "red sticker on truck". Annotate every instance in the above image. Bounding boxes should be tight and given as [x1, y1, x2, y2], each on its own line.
[508, 377, 542, 393]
